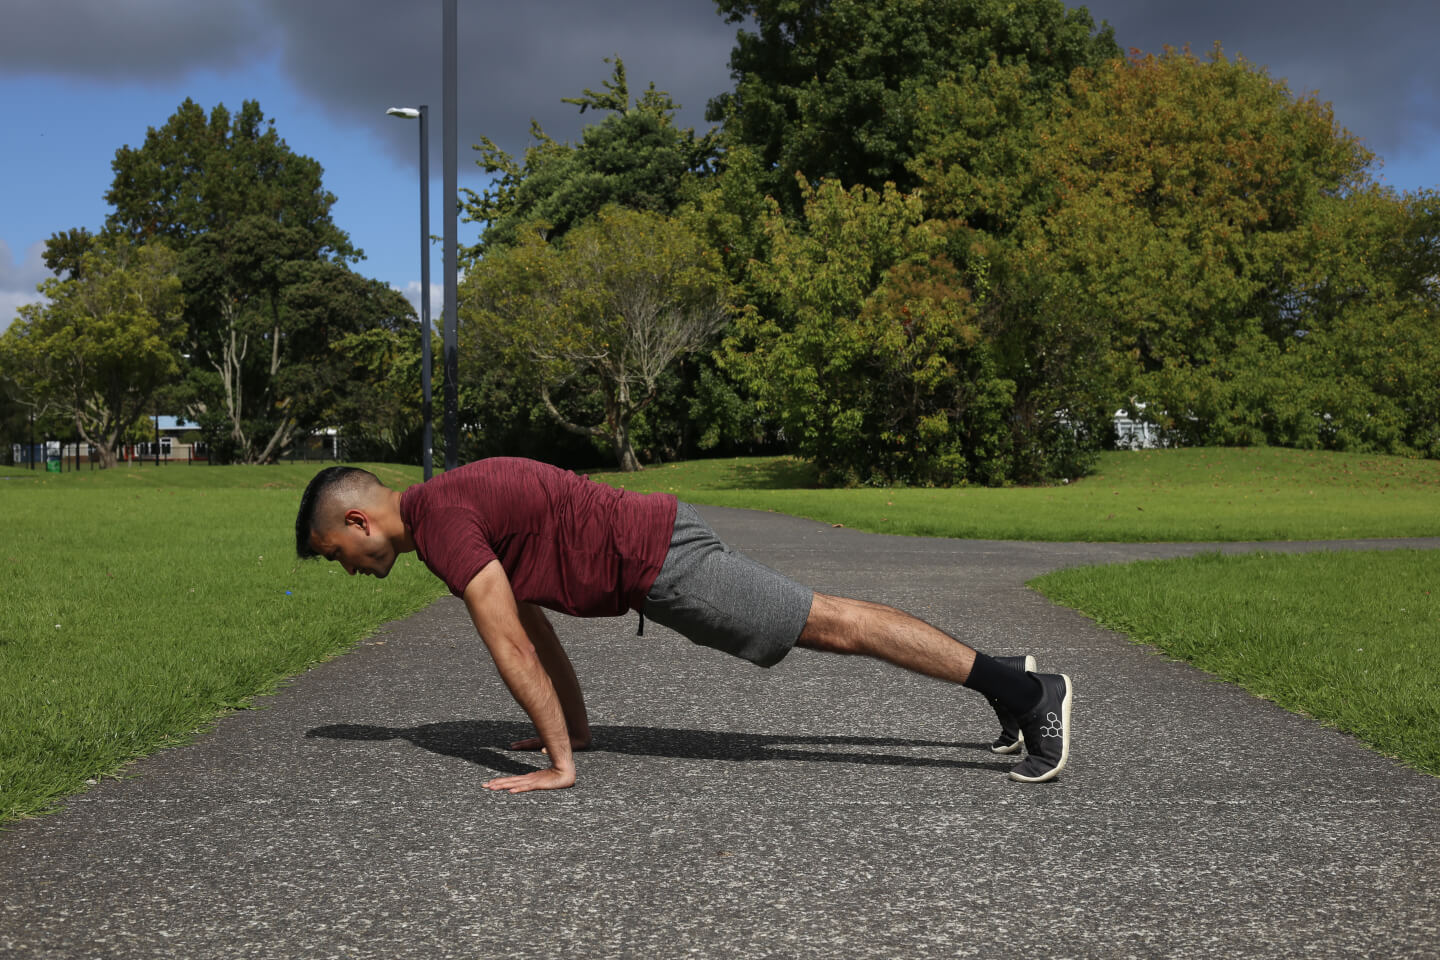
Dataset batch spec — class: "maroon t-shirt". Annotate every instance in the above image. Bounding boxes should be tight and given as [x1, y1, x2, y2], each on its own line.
[399, 458, 678, 617]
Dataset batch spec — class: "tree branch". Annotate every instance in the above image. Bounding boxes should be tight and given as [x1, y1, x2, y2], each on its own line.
[539, 383, 606, 438]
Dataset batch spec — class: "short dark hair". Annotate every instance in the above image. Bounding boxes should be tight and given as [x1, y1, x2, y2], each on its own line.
[295, 466, 384, 559]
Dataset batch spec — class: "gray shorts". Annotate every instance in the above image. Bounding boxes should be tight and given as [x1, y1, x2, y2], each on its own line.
[642, 502, 814, 667]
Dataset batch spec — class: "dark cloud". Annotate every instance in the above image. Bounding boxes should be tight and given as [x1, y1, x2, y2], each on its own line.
[3, 1, 1436, 171]
[259, 0, 738, 169]
[0, 0, 274, 81]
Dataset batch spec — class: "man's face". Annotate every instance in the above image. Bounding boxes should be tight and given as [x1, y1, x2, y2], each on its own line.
[309, 511, 397, 579]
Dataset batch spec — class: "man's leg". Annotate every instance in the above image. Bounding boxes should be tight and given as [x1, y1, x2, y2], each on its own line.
[796, 593, 1072, 783]
[797, 593, 986, 685]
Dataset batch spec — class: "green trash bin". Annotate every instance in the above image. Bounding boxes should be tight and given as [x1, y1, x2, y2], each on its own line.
[45, 458, 61, 473]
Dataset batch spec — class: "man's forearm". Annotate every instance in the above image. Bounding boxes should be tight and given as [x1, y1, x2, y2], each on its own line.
[482, 628, 575, 774]
[517, 603, 590, 744]
[462, 561, 577, 793]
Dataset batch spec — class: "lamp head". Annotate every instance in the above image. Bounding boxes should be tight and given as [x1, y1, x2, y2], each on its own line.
[386, 107, 422, 119]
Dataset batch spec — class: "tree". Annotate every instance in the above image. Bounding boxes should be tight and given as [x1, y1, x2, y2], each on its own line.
[0, 367, 65, 466]
[462, 58, 719, 259]
[102, 98, 373, 463]
[0, 241, 184, 468]
[268, 259, 417, 461]
[708, 0, 1118, 214]
[106, 99, 352, 255]
[924, 48, 1427, 456]
[723, 178, 1017, 485]
[907, 45, 1440, 460]
[1148, 184, 1440, 456]
[462, 207, 730, 470]
[42, 228, 96, 280]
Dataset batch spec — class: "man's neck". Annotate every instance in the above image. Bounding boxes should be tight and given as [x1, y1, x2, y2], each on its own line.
[387, 488, 418, 555]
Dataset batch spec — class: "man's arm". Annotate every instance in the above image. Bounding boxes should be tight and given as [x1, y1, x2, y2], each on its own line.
[461, 560, 576, 793]
[510, 602, 591, 751]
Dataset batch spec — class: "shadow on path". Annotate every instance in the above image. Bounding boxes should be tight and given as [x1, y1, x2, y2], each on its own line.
[306, 720, 1011, 774]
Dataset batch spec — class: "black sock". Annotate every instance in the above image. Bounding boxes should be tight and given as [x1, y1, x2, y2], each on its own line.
[964, 652, 1043, 715]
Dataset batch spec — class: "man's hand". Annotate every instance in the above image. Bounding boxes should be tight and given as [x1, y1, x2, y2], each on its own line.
[509, 733, 592, 752]
[482, 765, 576, 794]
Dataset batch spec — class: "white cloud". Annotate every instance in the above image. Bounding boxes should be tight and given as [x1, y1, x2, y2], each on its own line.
[0, 291, 42, 334]
[0, 240, 50, 334]
[393, 281, 447, 328]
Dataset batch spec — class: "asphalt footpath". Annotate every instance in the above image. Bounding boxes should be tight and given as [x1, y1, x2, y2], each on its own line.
[3, 507, 1438, 960]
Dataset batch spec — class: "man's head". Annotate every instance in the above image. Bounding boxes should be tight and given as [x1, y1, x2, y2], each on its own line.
[295, 466, 403, 578]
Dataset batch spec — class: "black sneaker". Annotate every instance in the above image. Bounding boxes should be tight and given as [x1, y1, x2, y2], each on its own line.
[987, 654, 1037, 755]
[1008, 673, 1072, 783]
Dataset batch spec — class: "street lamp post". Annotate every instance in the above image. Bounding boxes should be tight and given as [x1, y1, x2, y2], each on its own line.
[386, 105, 435, 481]
[442, 0, 459, 471]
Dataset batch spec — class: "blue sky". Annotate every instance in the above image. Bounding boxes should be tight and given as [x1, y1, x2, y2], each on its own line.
[0, 54, 469, 324]
[3, 0, 1438, 334]
[0, 56, 453, 325]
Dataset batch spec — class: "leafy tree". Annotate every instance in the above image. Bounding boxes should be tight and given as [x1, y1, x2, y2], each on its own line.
[42, 228, 97, 280]
[270, 260, 416, 461]
[723, 179, 1017, 485]
[0, 241, 184, 468]
[708, 0, 1118, 214]
[462, 58, 719, 259]
[461, 207, 730, 470]
[0, 369, 65, 466]
[322, 326, 427, 463]
[101, 98, 378, 463]
[927, 48, 1424, 456]
[1156, 184, 1440, 456]
[908, 46, 1440, 460]
[106, 99, 353, 255]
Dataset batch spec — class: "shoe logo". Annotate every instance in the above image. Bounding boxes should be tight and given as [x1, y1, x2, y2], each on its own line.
[1039, 712, 1063, 740]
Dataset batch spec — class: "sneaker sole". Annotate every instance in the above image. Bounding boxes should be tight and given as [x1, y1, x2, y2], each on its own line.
[987, 655, 1037, 755]
[1007, 673, 1071, 783]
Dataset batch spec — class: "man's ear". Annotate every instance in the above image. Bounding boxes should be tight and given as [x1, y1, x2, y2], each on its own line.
[343, 509, 371, 534]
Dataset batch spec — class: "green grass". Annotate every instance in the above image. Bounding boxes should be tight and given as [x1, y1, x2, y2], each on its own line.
[0, 461, 446, 822]
[1030, 550, 1440, 775]
[592, 446, 1440, 541]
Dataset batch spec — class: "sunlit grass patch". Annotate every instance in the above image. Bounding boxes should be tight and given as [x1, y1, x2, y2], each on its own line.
[594, 447, 1440, 541]
[0, 462, 445, 823]
[1031, 550, 1440, 775]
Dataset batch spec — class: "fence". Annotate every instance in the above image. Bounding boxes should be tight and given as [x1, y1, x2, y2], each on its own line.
[7, 433, 350, 469]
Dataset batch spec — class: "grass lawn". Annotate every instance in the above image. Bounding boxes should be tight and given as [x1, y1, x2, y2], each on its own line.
[592, 446, 1440, 541]
[1031, 550, 1440, 775]
[0, 461, 445, 823]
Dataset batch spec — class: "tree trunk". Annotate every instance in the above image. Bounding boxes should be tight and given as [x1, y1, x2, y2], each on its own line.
[215, 304, 251, 460]
[610, 380, 642, 472]
[72, 407, 119, 469]
[539, 383, 643, 470]
[253, 415, 296, 464]
[612, 421, 642, 472]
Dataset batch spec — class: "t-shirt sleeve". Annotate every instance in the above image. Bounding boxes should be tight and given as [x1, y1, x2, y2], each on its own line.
[415, 505, 497, 597]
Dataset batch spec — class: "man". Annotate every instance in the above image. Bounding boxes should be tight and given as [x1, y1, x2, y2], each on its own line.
[296, 458, 1073, 793]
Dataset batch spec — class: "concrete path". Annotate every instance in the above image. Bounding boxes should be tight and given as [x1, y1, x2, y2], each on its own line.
[3, 507, 1438, 959]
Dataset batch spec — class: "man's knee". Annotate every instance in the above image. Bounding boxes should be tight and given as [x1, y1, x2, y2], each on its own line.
[797, 594, 867, 655]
